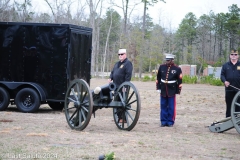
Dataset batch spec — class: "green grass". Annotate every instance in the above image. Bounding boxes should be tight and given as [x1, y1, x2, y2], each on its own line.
[113, 74, 224, 86]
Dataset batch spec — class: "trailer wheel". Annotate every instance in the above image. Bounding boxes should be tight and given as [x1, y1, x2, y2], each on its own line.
[0, 87, 10, 111]
[48, 102, 64, 110]
[113, 82, 141, 131]
[64, 79, 93, 131]
[15, 88, 40, 113]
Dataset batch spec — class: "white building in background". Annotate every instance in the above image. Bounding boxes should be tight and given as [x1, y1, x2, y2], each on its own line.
[179, 65, 197, 76]
[179, 64, 222, 78]
[203, 66, 222, 78]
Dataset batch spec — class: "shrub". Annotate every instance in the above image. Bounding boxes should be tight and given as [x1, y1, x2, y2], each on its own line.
[151, 75, 156, 81]
[182, 75, 197, 84]
[142, 75, 151, 82]
[199, 75, 224, 86]
[200, 75, 213, 84]
[131, 77, 140, 81]
[209, 78, 224, 86]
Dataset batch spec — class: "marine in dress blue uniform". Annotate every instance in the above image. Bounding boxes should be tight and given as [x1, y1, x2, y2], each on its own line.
[221, 49, 240, 118]
[156, 54, 182, 127]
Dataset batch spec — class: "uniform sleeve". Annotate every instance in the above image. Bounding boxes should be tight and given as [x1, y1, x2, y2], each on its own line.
[177, 67, 183, 94]
[220, 64, 226, 83]
[177, 67, 182, 85]
[124, 61, 133, 81]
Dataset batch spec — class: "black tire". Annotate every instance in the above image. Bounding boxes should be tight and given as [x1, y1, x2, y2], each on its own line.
[113, 82, 141, 131]
[231, 91, 240, 134]
[15, 88, 40, 113]
[48, 102, 64, 110]
[64, 79, 93, 131]
[0, 87, 10, 111]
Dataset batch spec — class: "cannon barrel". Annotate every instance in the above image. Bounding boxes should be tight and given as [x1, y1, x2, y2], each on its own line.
[92, 82, 117, 103]
[93, 82, 116, 95]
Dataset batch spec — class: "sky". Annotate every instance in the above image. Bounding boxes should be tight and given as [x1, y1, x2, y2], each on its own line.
[30, 0, 240, 30]
[146, 0, 240, 30]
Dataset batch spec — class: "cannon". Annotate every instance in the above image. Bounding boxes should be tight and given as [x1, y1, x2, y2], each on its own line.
[209, 91, 240, 134]
[64, 79, 141, 131]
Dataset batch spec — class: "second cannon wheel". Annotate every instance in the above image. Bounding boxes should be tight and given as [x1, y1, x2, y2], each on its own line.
[113, 82, 141, 131]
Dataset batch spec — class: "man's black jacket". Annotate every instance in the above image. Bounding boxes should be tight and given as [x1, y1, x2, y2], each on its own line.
[110, 58, 133, 87]
[221, 61, 240, 92]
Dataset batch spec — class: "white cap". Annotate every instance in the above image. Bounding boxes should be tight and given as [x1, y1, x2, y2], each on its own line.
[165, 53, 175, 60]
[118, 49, 127, 54]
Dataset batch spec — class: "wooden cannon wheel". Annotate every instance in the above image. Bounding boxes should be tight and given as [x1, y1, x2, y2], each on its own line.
[64, 79, 93, 131]
[231, 91, 240, 134]
[113, 82, 141, 131]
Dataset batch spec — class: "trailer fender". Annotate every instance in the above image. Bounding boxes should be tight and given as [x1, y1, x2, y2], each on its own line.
[0, 82, 47, 101]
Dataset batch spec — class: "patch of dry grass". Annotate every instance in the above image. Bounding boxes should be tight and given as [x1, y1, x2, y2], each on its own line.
[26, 133, 48, 136]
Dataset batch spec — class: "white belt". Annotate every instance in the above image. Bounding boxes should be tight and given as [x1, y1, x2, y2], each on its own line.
[161, 79, 176, 84]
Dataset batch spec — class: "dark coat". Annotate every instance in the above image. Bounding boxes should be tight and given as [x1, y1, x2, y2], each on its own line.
[221, 61, 240, 91]
[157, 63, 182, 97]
[110, 58, 133, 87]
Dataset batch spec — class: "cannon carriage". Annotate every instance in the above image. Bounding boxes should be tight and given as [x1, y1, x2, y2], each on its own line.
[209, 91, 240, 134]
[0, 22, 141, 131]
[64, 79, 141, 131]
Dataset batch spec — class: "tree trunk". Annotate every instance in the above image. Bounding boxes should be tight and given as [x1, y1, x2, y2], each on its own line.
[102, 11, 113, 77]
[138, 1, 147, 78]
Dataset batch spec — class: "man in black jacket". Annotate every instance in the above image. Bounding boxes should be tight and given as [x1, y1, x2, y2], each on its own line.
[108, 49, 133, 87]
[108, 49, 133, 123]
[156, 54, 182, 127]
[221, 49, 240, 117]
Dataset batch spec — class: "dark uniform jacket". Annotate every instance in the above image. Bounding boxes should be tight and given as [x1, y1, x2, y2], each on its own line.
[157, 63, 182, 97]
[221, 61, 240, 92]
[110, 58, 133, 87]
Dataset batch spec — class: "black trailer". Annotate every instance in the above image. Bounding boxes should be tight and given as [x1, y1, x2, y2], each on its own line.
[0, 22, 92, 112]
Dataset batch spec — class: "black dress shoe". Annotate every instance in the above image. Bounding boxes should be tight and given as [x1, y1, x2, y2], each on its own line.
[160, 124, 166, 127]
[167, 125, 173, 127]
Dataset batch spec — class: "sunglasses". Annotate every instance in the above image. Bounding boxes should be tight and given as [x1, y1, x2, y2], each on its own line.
[231, 54, 238, 56]
[118, 53, 125, 56]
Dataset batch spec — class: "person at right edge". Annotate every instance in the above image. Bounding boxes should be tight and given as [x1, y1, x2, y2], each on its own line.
[221, 49, 240, 118]
[156, 54, 182, 127]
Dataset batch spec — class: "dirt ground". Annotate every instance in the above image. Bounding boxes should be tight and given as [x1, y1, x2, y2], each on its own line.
[0, 78, 240, 160]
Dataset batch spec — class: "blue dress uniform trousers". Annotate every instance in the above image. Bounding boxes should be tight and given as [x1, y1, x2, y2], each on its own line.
[160, 95, 176, 126]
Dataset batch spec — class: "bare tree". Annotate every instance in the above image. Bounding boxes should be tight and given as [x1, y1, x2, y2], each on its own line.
[138, 0, 165, 78]
[14, 0, 34, 22]
[86, 0, 104, 76]
[44, 0, 74, 23]
[110, 0, 140, 34]
[101, 9, 113, 76]
[73, 1, 87, 25]
[0, 0, 11, 21]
